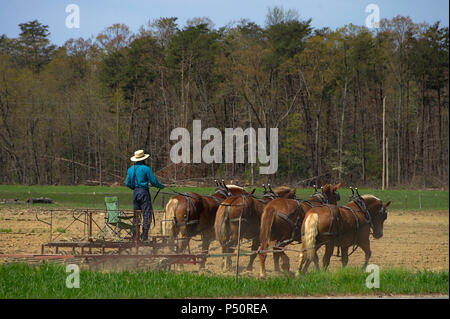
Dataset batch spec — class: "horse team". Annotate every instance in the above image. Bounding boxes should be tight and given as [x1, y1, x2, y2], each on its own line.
[165, 181, 391, 277]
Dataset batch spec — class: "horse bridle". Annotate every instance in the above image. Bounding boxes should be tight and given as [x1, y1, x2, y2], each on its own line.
[261, 190, 279, 201]
[350, 195, 386, 232]
[334, 189, 341, 201]
[312, 187, 340, 204]
[312, 191, 327, 203]
[213, 188, 231, 198]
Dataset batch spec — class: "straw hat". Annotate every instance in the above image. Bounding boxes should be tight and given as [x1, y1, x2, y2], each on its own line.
[130, 150, 150, 162]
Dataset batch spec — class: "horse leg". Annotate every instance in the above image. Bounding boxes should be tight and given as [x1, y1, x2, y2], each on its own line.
[226, 248, 233, 270]
[199, 235, 212, 269]
[322, 242, 334, 270]
[273, 247, 282, 272]
[341, 246, 349, 267]
[246, 238, 259, 271]
[177, 236, 190, 253]
[280, 251, 291, 274]
[258, 242, 268, 278]
[258, 253, 267, 278]
[301, 256, 312, 274]
[298, 247, 319, 274]
[176, 237, 190, 271]
[360, 240, 371, 269]
[313, 252, 320, 271]
[297, 251, 305, 276]
[297, 241, 312, 275]
[221, 245, 233, 271]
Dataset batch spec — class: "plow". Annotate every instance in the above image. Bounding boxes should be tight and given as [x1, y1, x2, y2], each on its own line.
[0, 184, 276, 276]
[0, 207, 206, 271]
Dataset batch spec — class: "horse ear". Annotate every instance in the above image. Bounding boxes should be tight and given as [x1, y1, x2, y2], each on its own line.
[335, 182, 342, 190]
[250, 188, 256, 194]
[384, 201, 391, 208]
[321, 177, 325, 187]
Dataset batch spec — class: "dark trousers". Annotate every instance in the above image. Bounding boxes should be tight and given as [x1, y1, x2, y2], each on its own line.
[132, 188, 153, 238]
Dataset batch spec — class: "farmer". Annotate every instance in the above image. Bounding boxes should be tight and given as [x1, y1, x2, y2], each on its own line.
[125, 150, 164, 241]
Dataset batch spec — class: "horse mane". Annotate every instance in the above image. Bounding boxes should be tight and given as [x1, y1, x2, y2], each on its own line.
[273, 186, 291, 193]
[226, 185, 244, 190]
[361, 194, 380, 202]
[358, 195, 382, 207]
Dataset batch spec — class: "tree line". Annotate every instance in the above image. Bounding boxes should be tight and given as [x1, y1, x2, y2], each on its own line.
[0, 8, 448, 188]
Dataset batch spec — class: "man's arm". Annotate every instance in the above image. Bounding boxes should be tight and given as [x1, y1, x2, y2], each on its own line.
[146, 167, 164, 189]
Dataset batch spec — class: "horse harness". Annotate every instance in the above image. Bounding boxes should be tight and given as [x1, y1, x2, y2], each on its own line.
[274, 194, 327, 248]
[319, 196, 385, 256]
[172, 193, 201, 228]
[227, 192, 278, 225]
[227, 195, 251, 224]
[173, 189, 230, 229]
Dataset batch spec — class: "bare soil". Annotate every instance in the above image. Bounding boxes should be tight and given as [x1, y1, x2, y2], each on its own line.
[0, 208, 448, 275]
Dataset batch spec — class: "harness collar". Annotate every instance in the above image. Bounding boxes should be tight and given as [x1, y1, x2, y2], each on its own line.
[311, 192, 329, 204]
[213, 188, 231, 198]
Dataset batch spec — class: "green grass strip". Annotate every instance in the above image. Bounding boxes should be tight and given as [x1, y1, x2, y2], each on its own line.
[0, 263, 447, 298]
[0, 185, 448, 211]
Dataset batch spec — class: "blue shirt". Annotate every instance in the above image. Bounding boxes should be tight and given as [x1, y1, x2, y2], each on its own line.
[125, 162, 164, 190]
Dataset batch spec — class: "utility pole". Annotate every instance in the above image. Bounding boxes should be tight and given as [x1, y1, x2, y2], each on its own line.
[386, 137, 389, 189]
[382, 96, 386, 190]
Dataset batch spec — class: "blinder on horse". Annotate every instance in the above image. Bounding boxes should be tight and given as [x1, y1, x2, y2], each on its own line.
[334, 189, 341, 202]
[379, 204, 388, 220]
[314, 186, 340, 203]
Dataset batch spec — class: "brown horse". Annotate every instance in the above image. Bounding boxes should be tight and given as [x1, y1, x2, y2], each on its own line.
[214, 186, 297, 272]
[258, 182, 342, 277]
[166, 183, 250, 268]
[297, 194, 391, 274]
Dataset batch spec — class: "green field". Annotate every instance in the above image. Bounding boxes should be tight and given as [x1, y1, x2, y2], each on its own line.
[0, 184, 448, 211]
[0, 263, 447, 298]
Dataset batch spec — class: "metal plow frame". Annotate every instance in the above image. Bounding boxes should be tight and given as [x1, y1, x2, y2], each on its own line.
[0, 207, 205, 270]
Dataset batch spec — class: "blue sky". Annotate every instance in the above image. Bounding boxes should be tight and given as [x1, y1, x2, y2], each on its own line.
[1, 0, 449, 46]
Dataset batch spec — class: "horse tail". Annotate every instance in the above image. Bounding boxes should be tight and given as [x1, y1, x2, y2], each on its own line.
[214, 204, 230, 245]
[302, 213, 319, 261]
[166, 197, 179, 239]
[259, 206, 276, 252]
